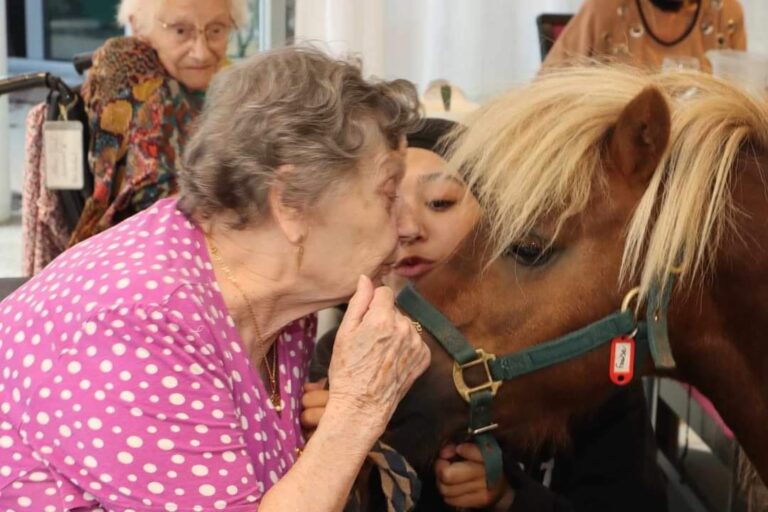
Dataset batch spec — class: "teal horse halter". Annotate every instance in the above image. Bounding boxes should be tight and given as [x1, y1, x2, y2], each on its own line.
[396, 276, 678, 488]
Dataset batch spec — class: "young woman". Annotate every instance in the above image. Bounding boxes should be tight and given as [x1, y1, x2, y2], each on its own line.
[304, 119, 667, 511]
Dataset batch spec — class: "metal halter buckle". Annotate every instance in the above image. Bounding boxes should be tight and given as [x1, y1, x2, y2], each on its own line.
[452, 349, 503, 403]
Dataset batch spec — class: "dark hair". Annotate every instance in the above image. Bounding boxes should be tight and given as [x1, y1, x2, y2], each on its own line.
[406, 118, 459, 158]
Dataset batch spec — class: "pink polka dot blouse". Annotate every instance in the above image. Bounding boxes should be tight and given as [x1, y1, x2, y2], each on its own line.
[0, 198, 317, 511]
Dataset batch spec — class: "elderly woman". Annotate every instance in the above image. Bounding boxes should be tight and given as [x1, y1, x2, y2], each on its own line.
[69, 0, 246, 246]
[0, 47, 429, 511]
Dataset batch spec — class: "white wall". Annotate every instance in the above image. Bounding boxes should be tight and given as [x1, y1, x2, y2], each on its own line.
[297, 0, 767, 102]
[743, 0, 768, 54]
[384, 0, 584, 101]
[295, 0, 386, 76]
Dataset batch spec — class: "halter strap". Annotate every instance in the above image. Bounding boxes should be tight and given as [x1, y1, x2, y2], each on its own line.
[396, 283, 666, 488]
[489, 310, 637, 380]
[396, 285, 478, 364]
[646, 274, 678, 369]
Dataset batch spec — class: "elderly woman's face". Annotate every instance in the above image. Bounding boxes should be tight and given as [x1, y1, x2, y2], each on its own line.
[143, 0, 233, 91]
[301, 135, 409, 296]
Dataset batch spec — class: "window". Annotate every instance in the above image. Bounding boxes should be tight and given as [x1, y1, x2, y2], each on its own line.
[229, 0, 295, 59]
[43, 0, 123, 60]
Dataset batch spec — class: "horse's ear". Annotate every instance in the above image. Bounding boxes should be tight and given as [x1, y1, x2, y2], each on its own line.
[608, 86, 671, 185]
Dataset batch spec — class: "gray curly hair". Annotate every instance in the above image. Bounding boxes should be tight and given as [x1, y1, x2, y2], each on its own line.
[178, 46, 422, 227]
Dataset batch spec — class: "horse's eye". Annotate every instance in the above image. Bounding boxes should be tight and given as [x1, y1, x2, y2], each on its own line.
[504, 239, 552, 267]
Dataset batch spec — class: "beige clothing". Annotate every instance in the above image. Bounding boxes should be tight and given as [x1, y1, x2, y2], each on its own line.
[544, 0, 747, 72]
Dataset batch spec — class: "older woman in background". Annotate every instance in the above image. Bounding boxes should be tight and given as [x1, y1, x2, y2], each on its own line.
[0, 47, 428, 511]
[69, 0, 246, 245]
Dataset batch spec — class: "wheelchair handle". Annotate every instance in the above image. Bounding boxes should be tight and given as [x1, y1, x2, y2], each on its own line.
[73, 52, 94, 75]
[0, 72, 77, 105]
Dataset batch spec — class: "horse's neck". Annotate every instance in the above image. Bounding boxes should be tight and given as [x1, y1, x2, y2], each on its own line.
[666, 148, 768, 484]
[668, 282, 768, 484]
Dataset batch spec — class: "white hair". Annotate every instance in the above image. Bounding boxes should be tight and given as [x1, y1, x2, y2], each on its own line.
[117, 0, 249, 35]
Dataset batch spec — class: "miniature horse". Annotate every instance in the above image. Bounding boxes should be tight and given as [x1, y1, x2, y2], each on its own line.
[364, 67, 768, 509]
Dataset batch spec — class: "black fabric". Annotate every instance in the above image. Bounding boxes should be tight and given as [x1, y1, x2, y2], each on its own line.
[309, 326, 335, 382]
[406, 118, 458, 158]
[505, 461, 575, 512]
[538, 383, 668, 512]
[310, 331, 667, 512]
[649, 0, 693, 12]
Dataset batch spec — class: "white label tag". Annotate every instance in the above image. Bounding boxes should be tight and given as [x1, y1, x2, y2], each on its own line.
[44, 121, 84, 190]
[612, 342, 633, 373]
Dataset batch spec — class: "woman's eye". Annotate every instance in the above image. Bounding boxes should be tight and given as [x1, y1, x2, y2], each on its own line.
[426, 199, 456, 211]
[504, 239, 553, 267]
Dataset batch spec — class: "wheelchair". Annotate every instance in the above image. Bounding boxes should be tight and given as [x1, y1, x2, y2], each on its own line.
[0, 52, 94, 235]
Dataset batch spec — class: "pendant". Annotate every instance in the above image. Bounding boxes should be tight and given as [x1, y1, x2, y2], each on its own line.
[271, 393, 284, 412]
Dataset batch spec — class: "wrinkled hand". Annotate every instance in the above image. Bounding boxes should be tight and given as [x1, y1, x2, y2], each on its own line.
[300, 379, 328, 436]
[435, 443, 514, 510]
[326, 275, 431, 433]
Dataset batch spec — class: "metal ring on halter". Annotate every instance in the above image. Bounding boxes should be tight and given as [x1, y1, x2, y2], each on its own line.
[411, 321, 423, 334]
[621, 287, 641, 313]
[621, 288, 641, 337]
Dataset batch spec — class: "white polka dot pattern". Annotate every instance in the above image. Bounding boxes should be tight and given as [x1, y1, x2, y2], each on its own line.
[0, 198, 317, 510]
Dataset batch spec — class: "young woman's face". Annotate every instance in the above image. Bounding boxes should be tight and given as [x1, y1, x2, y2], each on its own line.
[389, 147, 481, 291]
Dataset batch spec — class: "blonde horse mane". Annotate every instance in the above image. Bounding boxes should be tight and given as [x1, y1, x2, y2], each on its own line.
[448, 65, 768, 301]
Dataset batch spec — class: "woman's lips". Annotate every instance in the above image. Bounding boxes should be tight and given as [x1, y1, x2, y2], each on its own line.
[394, 257, 435, 279]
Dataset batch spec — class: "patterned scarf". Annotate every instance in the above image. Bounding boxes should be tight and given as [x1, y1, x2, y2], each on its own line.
[346, 441, 422, 512]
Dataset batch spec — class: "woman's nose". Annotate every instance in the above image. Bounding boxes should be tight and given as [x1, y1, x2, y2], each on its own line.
[396, 201, 423, 244]
[188, 35, 214, 62]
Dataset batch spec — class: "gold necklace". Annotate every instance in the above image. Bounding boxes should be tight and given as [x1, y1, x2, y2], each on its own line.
[205, 234, 284, 412]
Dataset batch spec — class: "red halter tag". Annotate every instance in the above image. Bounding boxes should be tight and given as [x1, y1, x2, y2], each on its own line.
[609, 336, 635, 386]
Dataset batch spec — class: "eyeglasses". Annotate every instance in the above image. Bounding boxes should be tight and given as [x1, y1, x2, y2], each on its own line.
[156, 18, 235, 47]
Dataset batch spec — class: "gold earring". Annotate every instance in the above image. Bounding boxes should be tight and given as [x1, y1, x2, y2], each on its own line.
[296, 242, 305, 270]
